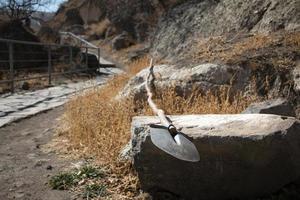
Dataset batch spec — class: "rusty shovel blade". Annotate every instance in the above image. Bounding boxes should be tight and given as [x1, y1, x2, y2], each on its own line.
[150, 126, 200, 162]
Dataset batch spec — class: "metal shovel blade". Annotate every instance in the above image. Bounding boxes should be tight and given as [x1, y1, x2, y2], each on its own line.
[150, 127, 200, 162]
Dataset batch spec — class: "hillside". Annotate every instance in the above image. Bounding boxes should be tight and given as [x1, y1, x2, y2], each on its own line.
[45, 0, 300, 199]
[49, 0, 300, 103]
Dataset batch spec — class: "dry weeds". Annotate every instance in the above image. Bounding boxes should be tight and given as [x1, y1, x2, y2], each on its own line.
[193, 31, 300, 67]
[61, 56, 256, 198]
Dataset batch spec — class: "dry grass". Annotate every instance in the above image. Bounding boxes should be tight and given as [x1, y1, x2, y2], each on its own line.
[191, 31, 299, 97]
[60, 56, 256, 198]
[193, 31, 300, 66]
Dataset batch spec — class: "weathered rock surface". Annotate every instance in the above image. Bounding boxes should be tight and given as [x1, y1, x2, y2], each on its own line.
[130, 114, 300, 200]
[242, 98, 296, 117]
[51, 0, 106, 30]
[119, 63, 250, 99]
[152, 0, 300, 59]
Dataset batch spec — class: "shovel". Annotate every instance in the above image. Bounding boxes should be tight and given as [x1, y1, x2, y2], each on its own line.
[145, 59, 200, 162]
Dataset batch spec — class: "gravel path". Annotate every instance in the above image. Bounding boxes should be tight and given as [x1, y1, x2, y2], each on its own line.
[0, 107, 74, 200]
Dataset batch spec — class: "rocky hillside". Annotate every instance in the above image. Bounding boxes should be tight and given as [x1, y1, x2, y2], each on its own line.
[50, 0, 197, 38]
[152, 0, 299, 59]
[52, 0, 299, 43]
[49, 0, 300, 116]
[52, 1, 300, 199]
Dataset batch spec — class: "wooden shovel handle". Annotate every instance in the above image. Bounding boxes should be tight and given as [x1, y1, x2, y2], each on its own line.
[145, 59, 177, 135]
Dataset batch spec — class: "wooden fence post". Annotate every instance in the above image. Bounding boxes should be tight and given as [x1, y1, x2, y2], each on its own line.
[48, 46, 52, 85]
[9, 42, 14, 93]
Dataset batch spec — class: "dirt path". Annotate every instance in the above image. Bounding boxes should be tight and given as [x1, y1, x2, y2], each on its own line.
[0, 107, 74, 200]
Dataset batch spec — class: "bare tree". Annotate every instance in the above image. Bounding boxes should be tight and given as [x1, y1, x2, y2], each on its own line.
[0, 0, 51, 21]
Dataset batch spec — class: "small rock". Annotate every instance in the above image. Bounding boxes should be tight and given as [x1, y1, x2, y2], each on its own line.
[242, 98, 296, 117]
[46, 165, 53, 170]
[34, 159, 48, 167]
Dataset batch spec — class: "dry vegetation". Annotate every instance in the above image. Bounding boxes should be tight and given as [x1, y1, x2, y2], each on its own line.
[193, 31, 300, 67]
[191, 31, 300, 98]
[60, 56, 256, 198]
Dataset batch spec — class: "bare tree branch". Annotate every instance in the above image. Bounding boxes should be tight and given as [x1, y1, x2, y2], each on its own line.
[0, 0, 52, 21]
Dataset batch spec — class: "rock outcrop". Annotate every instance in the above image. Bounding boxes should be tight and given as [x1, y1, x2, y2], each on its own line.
[151, 0, 300, 59]
[242, 98, 296, 117]
[119, 63, 250, 99]
[129, 114, 300, 199]
[50, 0, 106, 31]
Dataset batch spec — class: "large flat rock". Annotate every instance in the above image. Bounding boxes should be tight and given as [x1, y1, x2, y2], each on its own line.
[130, 114, 300, 200]
[119, 64, 250, 100]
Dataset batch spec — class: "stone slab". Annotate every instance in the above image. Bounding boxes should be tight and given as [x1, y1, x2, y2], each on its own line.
[130, 114, 300, 200]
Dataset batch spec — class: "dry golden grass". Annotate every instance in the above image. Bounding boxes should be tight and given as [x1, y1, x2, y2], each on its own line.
[61, 56, 256, 198]
[193, 31, 300, 66]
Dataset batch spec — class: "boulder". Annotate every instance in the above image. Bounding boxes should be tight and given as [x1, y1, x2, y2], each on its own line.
[78, 0, 106, 25]
[119, 63, 250, 100]
[111, 32, 133, 50]
[242, 98, 296, 117]
[129, 114, 300, 200]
